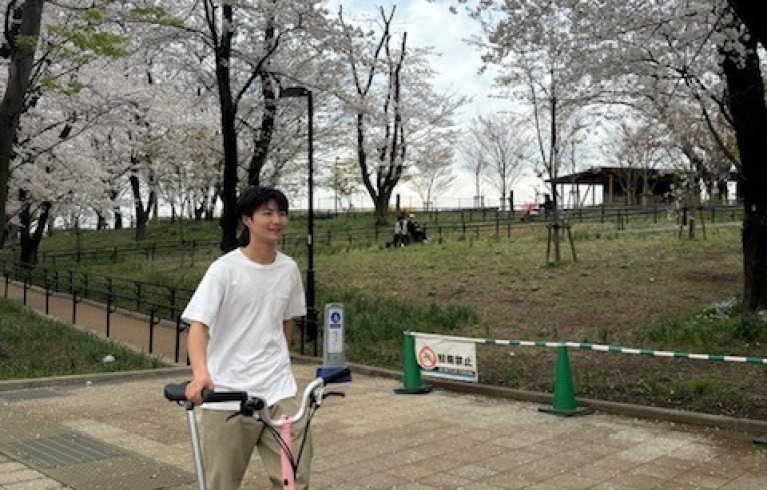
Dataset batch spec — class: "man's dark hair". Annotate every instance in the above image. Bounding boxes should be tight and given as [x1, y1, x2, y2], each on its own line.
[236, 186, 289, 246]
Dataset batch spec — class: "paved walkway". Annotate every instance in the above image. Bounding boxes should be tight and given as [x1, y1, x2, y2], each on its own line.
[3, 280, 189, 364]
[2, 281, 767, 489]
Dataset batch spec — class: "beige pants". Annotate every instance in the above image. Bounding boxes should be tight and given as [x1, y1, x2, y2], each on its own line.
[201, 397, 312, 489]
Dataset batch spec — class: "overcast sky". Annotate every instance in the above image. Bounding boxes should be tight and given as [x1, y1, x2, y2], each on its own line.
[330, 0, 510, 121]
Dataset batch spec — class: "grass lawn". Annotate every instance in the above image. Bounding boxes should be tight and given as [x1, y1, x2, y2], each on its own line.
[0, 298, 167, 379]
[3, 214, 766, 419]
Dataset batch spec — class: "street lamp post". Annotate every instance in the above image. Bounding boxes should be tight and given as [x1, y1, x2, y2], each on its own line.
[280, 86, 317, 353]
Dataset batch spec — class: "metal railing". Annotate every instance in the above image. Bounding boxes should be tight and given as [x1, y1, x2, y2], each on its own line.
[1, 259, 321, 361]
[0, 204, 743, 267]
[2, 260, 194, 363]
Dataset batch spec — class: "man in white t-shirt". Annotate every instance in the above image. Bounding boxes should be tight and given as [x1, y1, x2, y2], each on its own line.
[182, 186, 308, 489]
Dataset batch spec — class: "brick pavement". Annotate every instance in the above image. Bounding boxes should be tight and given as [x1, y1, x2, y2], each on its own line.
[2, 281, 767, 488]
[2, 364, 767, 489]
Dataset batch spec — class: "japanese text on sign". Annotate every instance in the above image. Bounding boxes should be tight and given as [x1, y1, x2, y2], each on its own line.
[414, 334, 478, 383]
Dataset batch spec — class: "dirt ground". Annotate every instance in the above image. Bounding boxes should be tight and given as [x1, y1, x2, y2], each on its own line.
[321, 228, 767, 419]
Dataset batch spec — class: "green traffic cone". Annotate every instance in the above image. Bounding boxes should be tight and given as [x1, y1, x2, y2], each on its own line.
[539, 346, 592, 416]
[394, 333, 432, 394]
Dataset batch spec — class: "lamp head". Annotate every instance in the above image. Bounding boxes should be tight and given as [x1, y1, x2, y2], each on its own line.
[280, 86, 310, 98]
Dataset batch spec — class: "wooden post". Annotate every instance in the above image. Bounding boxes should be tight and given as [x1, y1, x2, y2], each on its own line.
[566, 224, 577, 262]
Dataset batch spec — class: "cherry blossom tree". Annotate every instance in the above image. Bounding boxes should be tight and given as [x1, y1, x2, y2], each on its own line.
[660, 101, 735, 205]
[1, 2, 131, 258]
[1, 1, 181, 259]
[601, 117, 668, 206]
[1, 0, 46, 247]
[167, 0, 339, 251]
[407, 139, 456, 210]
[459, 1, 600, 260]
[322, 156, 360, 213]
[155, 123, 223, 225]
[458, 137, 485, 207]
[462, 112, 530, 211]
[337, 5, 465, 224]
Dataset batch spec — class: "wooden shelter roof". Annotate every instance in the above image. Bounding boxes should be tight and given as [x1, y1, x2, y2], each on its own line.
[547, 166, 676, 185]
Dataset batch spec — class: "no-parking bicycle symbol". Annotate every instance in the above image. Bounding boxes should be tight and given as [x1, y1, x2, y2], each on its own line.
[418, 346, 438, 370]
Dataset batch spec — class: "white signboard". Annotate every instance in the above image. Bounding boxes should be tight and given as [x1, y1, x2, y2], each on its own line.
[325, 305, 344, 355]
[414, 334, 478, 383]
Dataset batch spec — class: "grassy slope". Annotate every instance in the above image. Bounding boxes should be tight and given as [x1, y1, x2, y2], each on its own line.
[0, 299, 167, 379]
[5, 214, 766, 418]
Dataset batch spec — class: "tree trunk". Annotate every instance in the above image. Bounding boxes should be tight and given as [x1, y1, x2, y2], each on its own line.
[729, 1, 767, 49]
[151, 192, 159, 221]
[218, 101, 238, 251]
[96, 212, 107, 230]
[717, 179, 729, 204]
[722, 35, 767, 311]
[247, 72, 275, 188]
[206, 186, 218, 221]
[247, 19, 277, 187]
[114, 209, 123, 229]
[46, 213, 55, 237]
[129, 173, 155, 241]
[372, 190, 393, 224]
[109, 189, 123, 229]
[216, 3, 239, 253]
[0, 0, 45, 248]
[18, 190, 50, 266]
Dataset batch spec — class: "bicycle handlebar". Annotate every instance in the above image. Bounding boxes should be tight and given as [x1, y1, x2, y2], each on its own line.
[318, 368, 352, 385]
[164, 383, 254, 405]
[164, 368, 351, 427]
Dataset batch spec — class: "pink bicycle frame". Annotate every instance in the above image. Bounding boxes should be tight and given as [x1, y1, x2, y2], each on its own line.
[279, 415, 295, 489]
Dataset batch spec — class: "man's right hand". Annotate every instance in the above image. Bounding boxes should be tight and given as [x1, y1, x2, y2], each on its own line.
[185, 322, 212, 406]
[185, 376, 214, 406]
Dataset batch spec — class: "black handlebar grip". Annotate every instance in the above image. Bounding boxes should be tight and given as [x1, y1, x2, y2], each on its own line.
[321, 368, 351, 384]
[164, 383, 188, 402]
[163, 382, 248, 403]
[202, 390, 248, 403]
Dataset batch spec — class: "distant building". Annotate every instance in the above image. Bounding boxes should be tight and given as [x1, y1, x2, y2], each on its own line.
[547, 166, 711, 207]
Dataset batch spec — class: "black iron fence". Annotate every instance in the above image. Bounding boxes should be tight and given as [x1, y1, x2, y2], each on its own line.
[1, 259, 322, 361]
[0, 205, 743, 268]
[1, 260, 196, 363]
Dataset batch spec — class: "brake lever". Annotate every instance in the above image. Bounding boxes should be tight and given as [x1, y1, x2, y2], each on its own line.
[225, 398, 262, 421]
[323, 391, 346, 399]
[308, 388, 345, 408]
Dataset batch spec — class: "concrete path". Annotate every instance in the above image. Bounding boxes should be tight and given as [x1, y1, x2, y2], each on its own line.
[2, 281, 767, 488]
[2, 364, 767, 489]
[3, 280, 188, 365]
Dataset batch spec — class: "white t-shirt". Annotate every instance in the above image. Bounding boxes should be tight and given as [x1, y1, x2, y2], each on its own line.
[182, 248, 306, 409]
